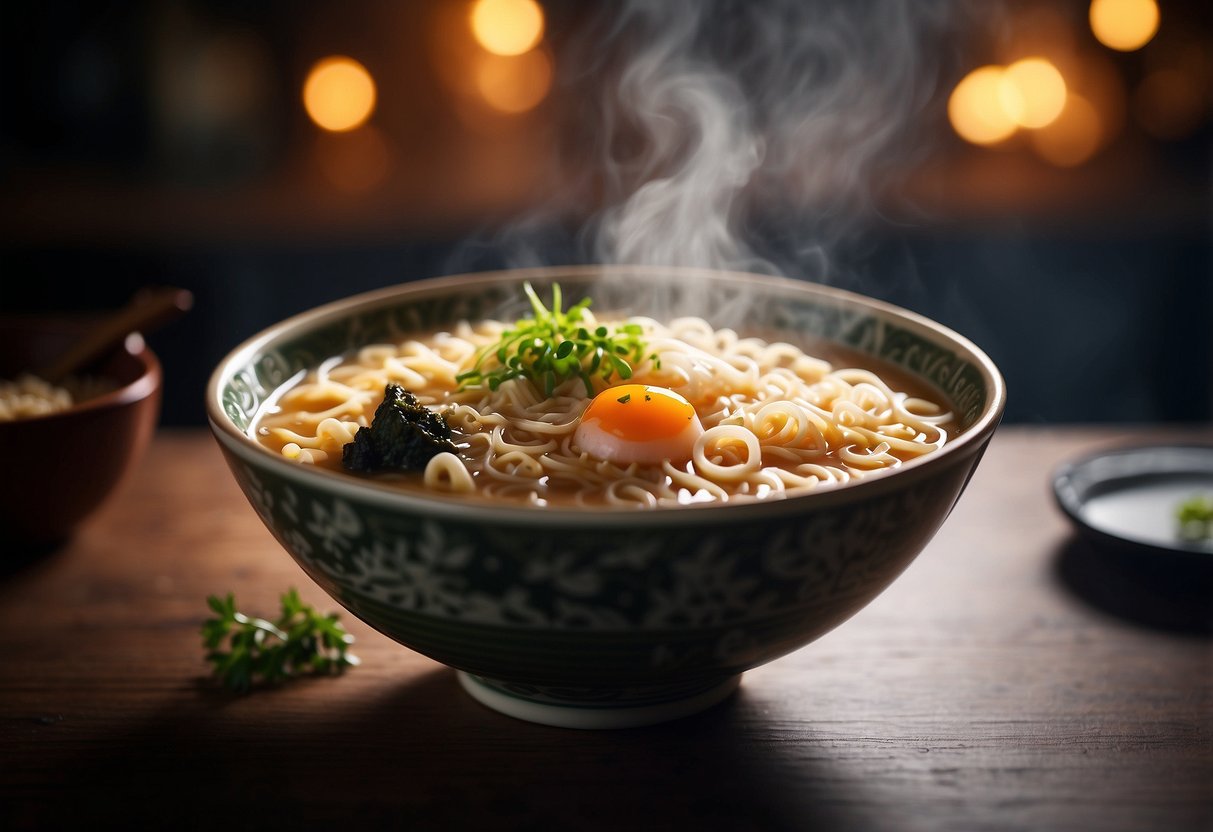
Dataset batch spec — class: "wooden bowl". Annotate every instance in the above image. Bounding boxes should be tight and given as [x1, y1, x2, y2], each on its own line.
[0, 318, 161, 548]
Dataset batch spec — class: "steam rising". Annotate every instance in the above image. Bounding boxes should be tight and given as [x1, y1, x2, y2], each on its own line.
[545, 0, 986, 280]
[443, 0, 991, 288]
[587, 2, 760, 270]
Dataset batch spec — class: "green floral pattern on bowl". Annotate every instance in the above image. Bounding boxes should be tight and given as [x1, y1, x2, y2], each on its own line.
[208, 267, 1004, 728]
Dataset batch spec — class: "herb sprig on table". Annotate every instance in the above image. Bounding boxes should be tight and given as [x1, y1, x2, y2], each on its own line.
[456, 282, 659, 396]
[202, 589, 359, 693]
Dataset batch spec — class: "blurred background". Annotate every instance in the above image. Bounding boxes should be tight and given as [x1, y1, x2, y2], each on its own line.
[1, 0, 1209, 426]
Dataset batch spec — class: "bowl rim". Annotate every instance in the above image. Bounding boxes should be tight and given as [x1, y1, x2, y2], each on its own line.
[207, 265, 1006, 527]
[0, 331, 161, 426]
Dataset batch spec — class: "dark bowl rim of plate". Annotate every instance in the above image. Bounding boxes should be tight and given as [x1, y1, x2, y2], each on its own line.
[1051, 442, 1213, 567]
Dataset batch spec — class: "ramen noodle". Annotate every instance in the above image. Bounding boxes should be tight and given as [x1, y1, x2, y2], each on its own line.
[254, 313, 955, 508]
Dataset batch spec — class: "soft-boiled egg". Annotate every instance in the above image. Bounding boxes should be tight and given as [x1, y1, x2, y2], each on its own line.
[573, 384, 704, 465]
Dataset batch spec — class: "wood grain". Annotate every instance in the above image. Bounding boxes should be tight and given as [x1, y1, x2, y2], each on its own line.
[2, 426, 1210, 831]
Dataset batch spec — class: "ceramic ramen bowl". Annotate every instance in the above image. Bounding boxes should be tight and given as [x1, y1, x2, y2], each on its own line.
[207, 266, 1005, 728]
[1, 318, 161, 549]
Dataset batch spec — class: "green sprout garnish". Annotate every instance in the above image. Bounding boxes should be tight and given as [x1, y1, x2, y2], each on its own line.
[1177, 494, 1213, 542]
[201, 589, 359, 693]
[455, 282, 659, 397]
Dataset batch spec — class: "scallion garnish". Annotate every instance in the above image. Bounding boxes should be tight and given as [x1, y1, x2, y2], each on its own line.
[456, 282, 659, 396]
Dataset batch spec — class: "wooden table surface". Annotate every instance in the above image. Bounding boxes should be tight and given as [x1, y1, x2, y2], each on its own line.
[3, 425, 1211, 831]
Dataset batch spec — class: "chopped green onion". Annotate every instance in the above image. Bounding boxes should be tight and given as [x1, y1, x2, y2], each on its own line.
[455, 282, 659, 396]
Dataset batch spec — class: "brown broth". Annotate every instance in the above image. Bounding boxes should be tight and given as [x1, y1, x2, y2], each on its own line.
[254, 333, 960, 506]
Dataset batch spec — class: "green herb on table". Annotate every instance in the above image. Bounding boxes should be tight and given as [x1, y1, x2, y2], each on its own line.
[202, 589, 359, 693]
[1176, 494, 1213, 542]
[455, 282, 659, 397]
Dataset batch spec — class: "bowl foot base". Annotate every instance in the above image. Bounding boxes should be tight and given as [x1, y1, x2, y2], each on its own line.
[457, 671, 741, 729]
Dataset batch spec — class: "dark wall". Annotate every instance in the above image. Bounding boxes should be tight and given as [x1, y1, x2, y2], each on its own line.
[3, 224, 1209, 426]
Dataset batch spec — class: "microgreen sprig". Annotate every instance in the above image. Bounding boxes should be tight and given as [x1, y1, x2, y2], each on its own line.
[455, 282, 659, 397]
[201, 589, 359, 693]
[1177, 494, 1213, 542]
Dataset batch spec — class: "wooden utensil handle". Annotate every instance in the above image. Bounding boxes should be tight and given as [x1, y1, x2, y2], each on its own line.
[39, 286, 193, 383]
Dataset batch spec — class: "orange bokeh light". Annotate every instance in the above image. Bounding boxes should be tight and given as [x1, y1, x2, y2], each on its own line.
[949, 66, 1019, 145]
[1031, 93, 1103, 167]
[474, 48, 553, 114]
[469, 0, 545, 57]
[303, 56, 377, 132]
[1089, 0, 1159, 52]
[1000, 58, 1067, 129]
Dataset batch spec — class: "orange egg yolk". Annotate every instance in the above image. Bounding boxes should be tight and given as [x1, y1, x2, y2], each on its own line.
[573, 384, 706, 466]
[581, 384, 698, 441]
